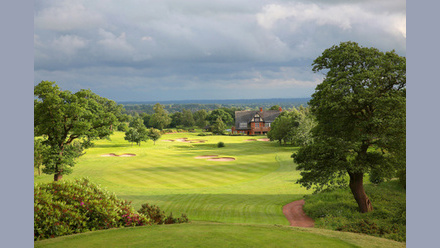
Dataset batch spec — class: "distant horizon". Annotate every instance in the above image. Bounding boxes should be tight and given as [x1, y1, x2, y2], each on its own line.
[116, 96, 312, 104]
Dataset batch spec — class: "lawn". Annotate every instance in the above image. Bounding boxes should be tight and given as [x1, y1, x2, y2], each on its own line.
[34, 131, 310, 225]
[34, 223, 405, 248]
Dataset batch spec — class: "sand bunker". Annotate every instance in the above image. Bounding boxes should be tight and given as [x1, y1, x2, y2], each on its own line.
[118, 153, 136, 157]
[257, 138, 270, 142]
[194, 155, 219, 159]
[207, 157, 236, 161]
[101, 153, 118, 157]
[101, 153, 136, 157]
[174, 138, 206, 143]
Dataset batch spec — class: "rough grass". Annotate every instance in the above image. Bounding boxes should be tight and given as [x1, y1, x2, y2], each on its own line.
[34, 222, 405, 248]
[34, 131, 309, 225]
[302, 181, 406, 242]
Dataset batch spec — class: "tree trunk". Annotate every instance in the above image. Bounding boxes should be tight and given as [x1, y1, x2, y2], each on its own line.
[54, 173, 63, 181]
[348, 172, 373, 213]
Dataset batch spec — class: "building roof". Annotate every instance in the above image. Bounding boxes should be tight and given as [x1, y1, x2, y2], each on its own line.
[234, 110, 282, 129]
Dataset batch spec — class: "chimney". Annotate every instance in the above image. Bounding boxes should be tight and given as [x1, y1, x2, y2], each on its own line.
[260, 107, 263, 112]
[279, 106, 282, 112]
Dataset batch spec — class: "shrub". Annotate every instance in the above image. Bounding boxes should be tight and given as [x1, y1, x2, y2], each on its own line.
[217, 142, 225, 148]
[138, 203, 189, 225]
[369, 169, 385, 184]
[34, 178, 150, 240]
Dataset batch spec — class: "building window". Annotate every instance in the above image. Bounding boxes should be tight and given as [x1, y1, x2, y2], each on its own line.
[265, 123, 271, 127]
[255, 123, 260, 127]
[239, 122, 247, 128]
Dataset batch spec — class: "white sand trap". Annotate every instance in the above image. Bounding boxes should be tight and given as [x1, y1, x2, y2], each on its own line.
[118, 153, 136, 157]
[101, 153, 118, 157]
[257, 138, 270, 142]
[207, 157, 236, 161]
[195, 155, 219, 159]
[101, 153, 136, 157]
[175, 138, 189, 142]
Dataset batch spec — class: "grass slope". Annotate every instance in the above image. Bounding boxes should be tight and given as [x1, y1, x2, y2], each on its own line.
[34, 223, 405, 248]
[34, 132, 309, 225]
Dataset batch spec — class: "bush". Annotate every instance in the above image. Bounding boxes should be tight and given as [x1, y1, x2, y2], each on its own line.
[34, 178, 150, 240]
[138, 203, 189, 225]
[217, 142, 225, 148]
[303, 181, 406, 242]
[369, 169, 385, 184]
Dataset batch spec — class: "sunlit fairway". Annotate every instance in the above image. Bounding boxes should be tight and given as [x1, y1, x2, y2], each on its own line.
[35, 131, 309, 225]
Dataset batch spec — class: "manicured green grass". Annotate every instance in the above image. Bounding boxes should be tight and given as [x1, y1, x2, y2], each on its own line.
[34, 132, 309, 225]
[34, 222, 405, 248]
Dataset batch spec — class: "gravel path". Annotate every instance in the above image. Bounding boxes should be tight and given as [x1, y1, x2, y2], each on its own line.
[282, 199, 314, 227]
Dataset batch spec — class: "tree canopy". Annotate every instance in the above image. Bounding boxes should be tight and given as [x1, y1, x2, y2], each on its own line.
[149, 103, 171, 130]
[292, 42, 406, 213]
[125, 117, 149, 146]
[34, 81, 123, 181]
[207, 109, 233, 126]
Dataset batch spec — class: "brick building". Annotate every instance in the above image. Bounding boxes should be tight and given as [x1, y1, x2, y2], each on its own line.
[231, 107, 282, 135]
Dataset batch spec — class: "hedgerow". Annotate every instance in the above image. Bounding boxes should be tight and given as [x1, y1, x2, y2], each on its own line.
[34, 178, 151, 240]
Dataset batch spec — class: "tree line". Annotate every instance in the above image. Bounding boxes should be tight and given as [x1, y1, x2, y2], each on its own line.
[34, 41, 406, 217]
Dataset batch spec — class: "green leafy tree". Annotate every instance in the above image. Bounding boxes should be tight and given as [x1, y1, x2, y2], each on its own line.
[269, 105, 281, 110]
[34, 81, 122, 181]
[211, 117, 226, 135]
[181, 109, 195, 127]
[169, 112, 183, 128]
[147, 128, 162, 145]
[34, 139, 47, 176]
[125, 117, 149, 146]
[207, 109, 233, 126]
[292, 42, 406, 213]
[193, 109, 209, 128]
[149, 103, 171, 130]
[267, 110, 301, 145]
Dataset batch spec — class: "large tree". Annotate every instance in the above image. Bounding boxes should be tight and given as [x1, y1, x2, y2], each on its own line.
[292, 42, 406, 213]
[193, 109, 209, 128]
[181, 109, 195, 127]
[149, 103, 171, 130]
[34, 81, 123, 181]
[207, 109, 233, 126]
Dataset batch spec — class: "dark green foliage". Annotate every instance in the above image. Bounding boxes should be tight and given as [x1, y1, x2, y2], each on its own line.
[193, 109, 209, 128]
[34, 178, 150, 240]
[369, 169, 385, 184]
[207, 109, 233, 126]
[303, 181, 406, 242]
[217, 141, 225, 148]
[125, 117, 149, 146]
[149, 103, 172, 130]
[116, 122, 128, 132]
[34, 81, 123, 180]
[138, 203, 189, 225]
[147, 128, 161, 145]
[293, 42, 406, 212]
[211, 117, 226, 135]
[181, 109, 195, 127]
[34, 139, 47, 176]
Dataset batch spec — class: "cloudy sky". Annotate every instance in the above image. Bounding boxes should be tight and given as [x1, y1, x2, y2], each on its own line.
[34, 0, 406, 102]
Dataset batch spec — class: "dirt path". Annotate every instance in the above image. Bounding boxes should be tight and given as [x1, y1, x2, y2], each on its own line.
[282, 199, 314, 227]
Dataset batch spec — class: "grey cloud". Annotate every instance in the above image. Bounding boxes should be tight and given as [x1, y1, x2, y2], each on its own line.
[34, 0, 405, 101]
